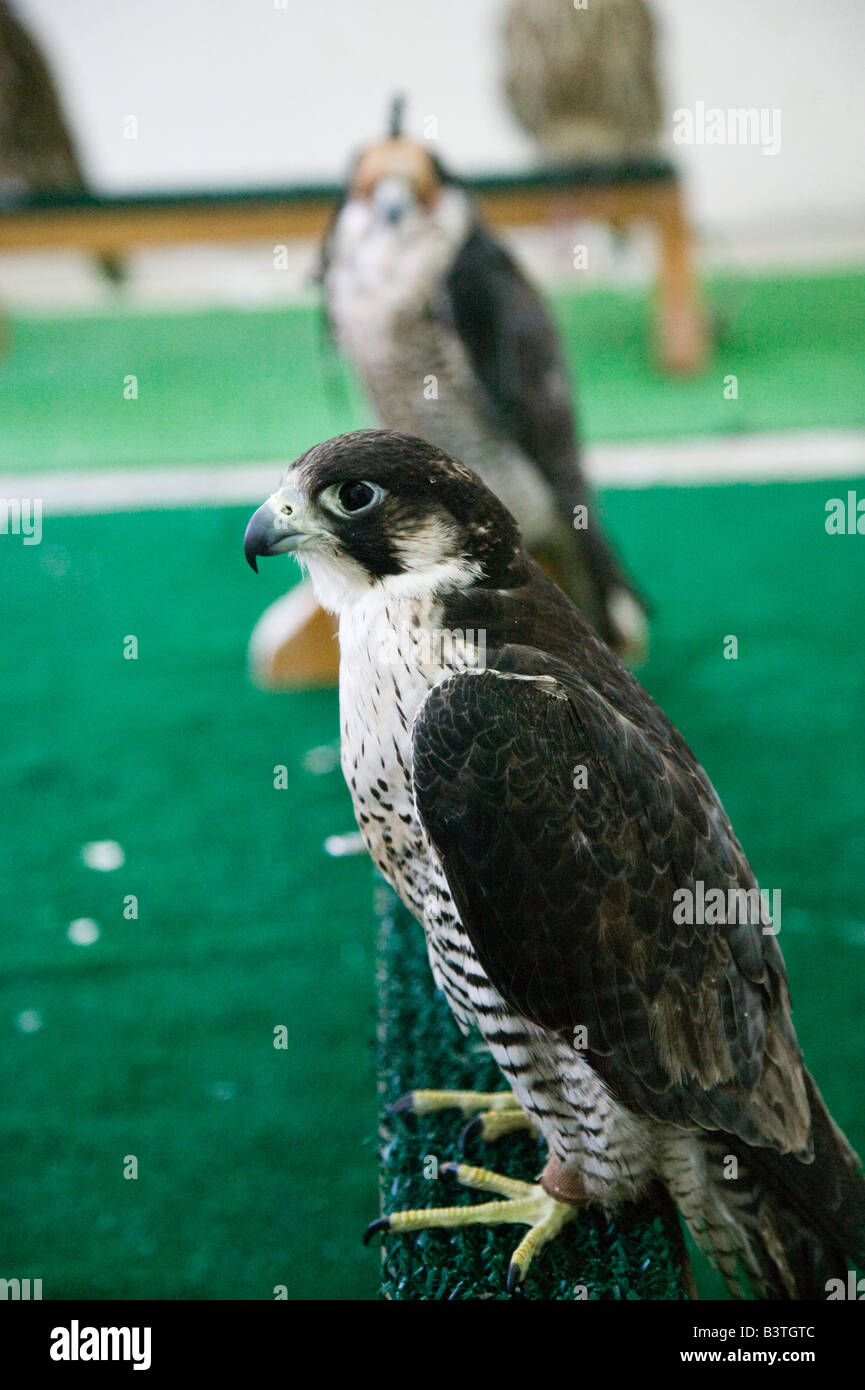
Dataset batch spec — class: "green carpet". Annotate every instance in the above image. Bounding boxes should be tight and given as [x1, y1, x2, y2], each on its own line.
[0, 509, 377, 1299]
[0, 269, 863, 473]
[1, 267, 863, 1300]
[1, 473, 863, 1299]
[375, 897, 686, 1300]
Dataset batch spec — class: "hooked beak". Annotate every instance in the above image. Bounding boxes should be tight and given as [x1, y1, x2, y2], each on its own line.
[372, 175, 414, 226]
[244, 490, 310, 572]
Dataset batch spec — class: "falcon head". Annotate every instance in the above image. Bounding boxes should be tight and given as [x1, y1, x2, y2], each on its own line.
[349, 136, 445, 225]
[243, 429, 525, 612]
[344, 95, 445, 227]
[322, 128, 471, 305]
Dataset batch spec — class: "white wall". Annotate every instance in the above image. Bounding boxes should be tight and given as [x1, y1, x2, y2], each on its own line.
[14, 0, 865, 240]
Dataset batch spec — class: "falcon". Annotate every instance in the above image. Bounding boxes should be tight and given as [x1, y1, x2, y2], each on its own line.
[501, 0, 663, 162]
[0, 0, 122, 282]
[319, 117, 646, 659]
[244, 428, 865, 1298]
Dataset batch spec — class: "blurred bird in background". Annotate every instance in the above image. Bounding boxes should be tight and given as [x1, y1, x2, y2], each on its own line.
[0, 0, 122, 282]
[319, 109, 647, 657]
[501, 0, 663, 162]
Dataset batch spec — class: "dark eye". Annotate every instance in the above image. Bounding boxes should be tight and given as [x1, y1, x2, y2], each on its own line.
[338, 481, 379, 513]
[321, 479, 388, 518]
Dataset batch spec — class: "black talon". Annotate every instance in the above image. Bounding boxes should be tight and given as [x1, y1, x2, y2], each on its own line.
[506, 1262, 525, 1297]
[459, 1116, 483, 1157]
[362, 1217, 391, 1246]
[388, 1091, 416, 1116]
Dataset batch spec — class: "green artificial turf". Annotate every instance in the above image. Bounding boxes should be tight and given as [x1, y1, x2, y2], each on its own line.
[0, 508, 378, 1299]
[375, 897, 686, 1300]
[0, 268, 863, 1300]
[1, 473, 863, 1299]
[0, 269, 863, 473]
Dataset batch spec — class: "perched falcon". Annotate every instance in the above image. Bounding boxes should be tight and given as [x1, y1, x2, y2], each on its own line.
[0, 0, 122, 281]
[319, 127, 646, 659]
[501, 0, 663, 162]
[244, 429, 865, 1299]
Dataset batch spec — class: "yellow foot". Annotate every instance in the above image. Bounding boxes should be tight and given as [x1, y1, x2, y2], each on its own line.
[364, 1162, 579, 1294]
[390, 1088, 537, 1152]
[391, 1088, 519, 1117]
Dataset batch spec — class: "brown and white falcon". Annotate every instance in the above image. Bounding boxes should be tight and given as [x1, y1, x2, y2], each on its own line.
[245, 429, 865, 1298]
[501, 0, 664, 162]
[320, 128, 646, 658]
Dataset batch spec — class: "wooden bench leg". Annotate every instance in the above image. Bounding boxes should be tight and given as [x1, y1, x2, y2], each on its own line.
[654, 187, 709, 376]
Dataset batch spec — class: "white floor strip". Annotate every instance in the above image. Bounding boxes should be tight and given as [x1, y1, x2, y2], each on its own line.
[590, 429, 865, 488]
[1, 428, 863, 515]
[0, 461, 287, 514]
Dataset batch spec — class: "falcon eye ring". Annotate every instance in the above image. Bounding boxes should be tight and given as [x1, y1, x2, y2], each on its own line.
[336, 480, 386, 515]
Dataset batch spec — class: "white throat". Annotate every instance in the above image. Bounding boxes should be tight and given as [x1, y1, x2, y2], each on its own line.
[327, 186, 472, 330]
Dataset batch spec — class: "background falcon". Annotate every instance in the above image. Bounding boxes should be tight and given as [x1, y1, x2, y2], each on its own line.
[501, 0, 663, 162]
[319, 120, 647, 658]
[0, 0, 121, 281]
[245, 427, 865, 1298]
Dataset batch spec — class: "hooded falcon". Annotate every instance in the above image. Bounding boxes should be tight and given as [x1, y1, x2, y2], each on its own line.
[319, 124, 646, 660]
[245, 429, 865, 1298]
